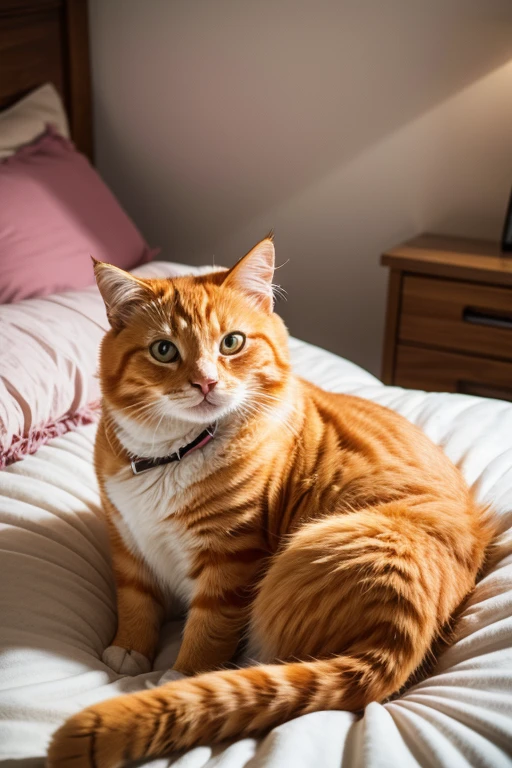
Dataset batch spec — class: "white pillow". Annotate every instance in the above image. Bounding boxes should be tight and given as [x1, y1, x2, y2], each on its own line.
[0, 83, 69, 159]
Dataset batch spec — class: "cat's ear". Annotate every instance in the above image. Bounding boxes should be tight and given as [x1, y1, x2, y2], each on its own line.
[93, 259, 150, 330]
[223, 235, 275, 313]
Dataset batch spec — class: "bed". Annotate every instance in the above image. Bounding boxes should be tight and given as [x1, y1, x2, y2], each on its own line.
[1, 3, 511, 766]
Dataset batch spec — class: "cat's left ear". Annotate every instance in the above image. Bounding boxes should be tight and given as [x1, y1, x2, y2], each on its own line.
[93, 259, 151, 330]
[223, 235, 275, 313]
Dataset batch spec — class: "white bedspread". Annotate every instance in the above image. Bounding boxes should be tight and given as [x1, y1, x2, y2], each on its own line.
[1, 338, 511, 767]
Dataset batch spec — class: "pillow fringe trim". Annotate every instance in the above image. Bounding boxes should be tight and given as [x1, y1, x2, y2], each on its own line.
[0, 401, 101, 469]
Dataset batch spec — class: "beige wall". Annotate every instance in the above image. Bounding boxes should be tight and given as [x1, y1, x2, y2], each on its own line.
[89, 0, 512, 375]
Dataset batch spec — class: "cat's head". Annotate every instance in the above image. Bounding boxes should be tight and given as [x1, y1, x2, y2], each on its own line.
[95, 237, 290, 429]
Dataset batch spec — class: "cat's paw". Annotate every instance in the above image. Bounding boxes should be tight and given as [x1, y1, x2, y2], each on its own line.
[157, 668, 186, 684]
[102, 645, 151, 675]
[145, 668, 186, 689]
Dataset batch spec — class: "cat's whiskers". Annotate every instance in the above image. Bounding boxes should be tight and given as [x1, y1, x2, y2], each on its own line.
[244, 388, 299, 438]
[271, 284, 288, 302]
[120, 400, 160, 418]
[246, 384, 295, 409]
[150, 402, 169, 455]
[235, 396, 298, 439]
[104, 407, 156, 456]
[258, 404, 298, 439]
[102, 412, 120, 456]
[239, 394, 279, 422]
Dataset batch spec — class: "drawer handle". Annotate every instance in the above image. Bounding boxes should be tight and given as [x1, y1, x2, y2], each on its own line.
[462, 307, 512, 331]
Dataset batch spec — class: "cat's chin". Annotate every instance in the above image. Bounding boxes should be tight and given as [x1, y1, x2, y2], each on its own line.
[180, 400, 232, 424]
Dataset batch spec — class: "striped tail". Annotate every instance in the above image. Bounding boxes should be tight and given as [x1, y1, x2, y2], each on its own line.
[47, 653, 407, 768]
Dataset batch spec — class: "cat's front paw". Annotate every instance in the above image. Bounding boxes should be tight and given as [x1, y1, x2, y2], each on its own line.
[102, 645, 151, 675]
[158, 668, 186, 684]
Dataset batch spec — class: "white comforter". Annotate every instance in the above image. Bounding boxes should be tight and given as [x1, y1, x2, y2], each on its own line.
[1, 338, 511, 767]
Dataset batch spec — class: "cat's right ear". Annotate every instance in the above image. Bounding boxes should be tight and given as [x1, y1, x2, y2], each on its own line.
[223, 236, 275, 313]
[93, 259, 149, 331]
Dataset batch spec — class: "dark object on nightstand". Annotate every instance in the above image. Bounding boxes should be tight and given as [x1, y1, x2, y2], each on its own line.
[502, 188, 512, 252]
[381, 234, 512, 402]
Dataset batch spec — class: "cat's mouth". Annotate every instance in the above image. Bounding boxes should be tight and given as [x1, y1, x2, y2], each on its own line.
[193, 398, 216, 409]
[187, 397, 225, 416]
[179, 399, 228, 424]
[190, 388, 236, 409]
[184, 391, 243, 422]
[173, 386, 246, 424]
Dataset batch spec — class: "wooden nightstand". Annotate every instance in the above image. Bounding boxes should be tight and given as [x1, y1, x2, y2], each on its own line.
[381, 234, 512, 402]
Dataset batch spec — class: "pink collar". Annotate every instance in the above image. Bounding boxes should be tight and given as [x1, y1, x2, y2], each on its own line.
[130, 422, 217, 475]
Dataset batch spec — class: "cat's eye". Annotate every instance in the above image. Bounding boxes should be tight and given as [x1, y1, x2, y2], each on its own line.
[149, 339, 180, 363]
[220, 332, 246, 356]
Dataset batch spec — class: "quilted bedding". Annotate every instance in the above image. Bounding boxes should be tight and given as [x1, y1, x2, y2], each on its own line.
[1, 337, 512, 767]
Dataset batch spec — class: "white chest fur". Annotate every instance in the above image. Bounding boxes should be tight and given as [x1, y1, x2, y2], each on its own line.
[105, 439, 221, 609]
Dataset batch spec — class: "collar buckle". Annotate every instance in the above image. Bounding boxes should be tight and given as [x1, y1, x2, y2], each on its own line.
[131, 459, 149, 475]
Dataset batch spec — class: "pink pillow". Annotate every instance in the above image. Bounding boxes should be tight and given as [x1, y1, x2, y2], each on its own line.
[0, 127, 158, 303]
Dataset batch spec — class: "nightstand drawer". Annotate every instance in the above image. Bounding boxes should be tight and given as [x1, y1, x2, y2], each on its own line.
[399, 275, 512, 361]
[395, 344, 512, 401]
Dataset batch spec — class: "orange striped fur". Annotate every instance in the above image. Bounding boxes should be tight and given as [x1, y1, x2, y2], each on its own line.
[48, 237, 494, 767]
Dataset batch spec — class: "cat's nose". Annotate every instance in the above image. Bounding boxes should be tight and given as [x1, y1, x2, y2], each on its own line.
[191, 378, 218, 397]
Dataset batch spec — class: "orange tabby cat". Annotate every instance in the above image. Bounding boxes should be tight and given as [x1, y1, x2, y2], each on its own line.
[48, 237, 493, 767]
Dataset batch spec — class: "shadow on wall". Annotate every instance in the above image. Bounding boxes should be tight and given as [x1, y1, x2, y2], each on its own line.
[90, 0, 512, 375]
[214, 59, 512, 375]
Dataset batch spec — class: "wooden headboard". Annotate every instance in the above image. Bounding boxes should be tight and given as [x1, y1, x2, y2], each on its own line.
[0, 0, 93, 160]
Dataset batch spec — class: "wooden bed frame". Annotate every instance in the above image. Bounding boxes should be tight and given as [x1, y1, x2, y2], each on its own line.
[0, 0, 93, 160]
